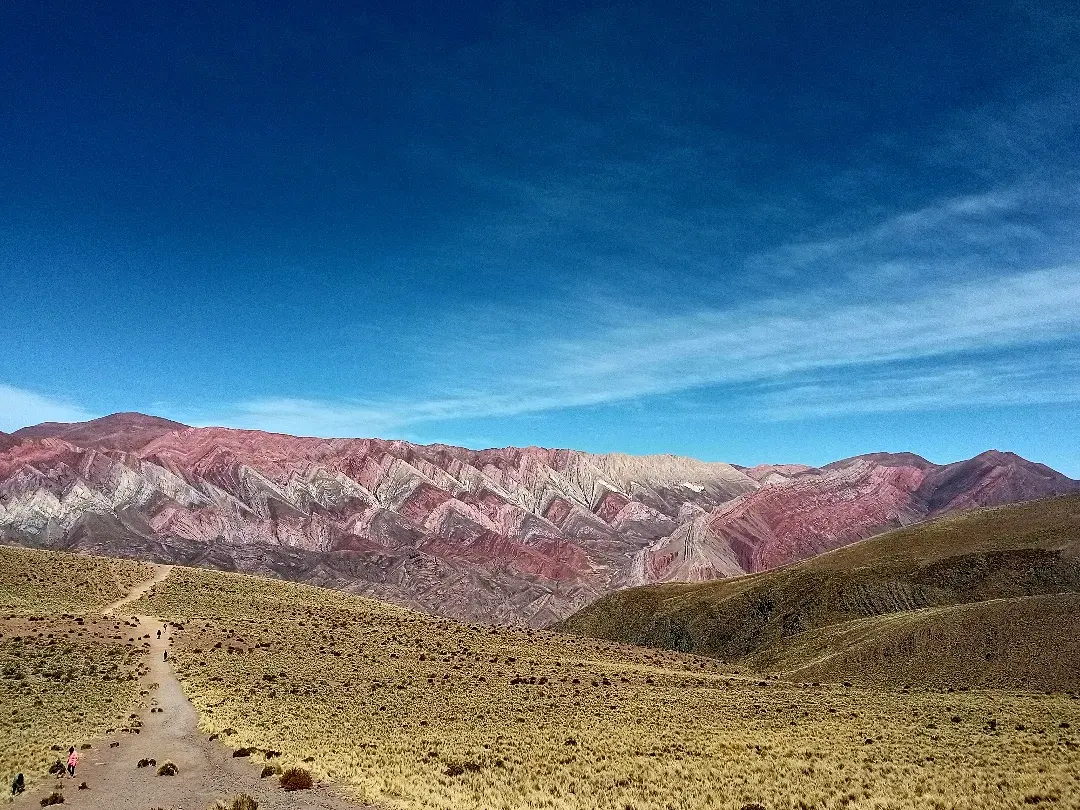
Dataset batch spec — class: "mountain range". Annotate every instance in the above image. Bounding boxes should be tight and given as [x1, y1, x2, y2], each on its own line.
[1, 412, 1077, 625]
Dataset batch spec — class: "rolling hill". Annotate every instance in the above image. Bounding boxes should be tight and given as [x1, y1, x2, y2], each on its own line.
[3, 544, 1080, 809]
[2, 412, 1077, 625]
[557, 495, 1080, 689]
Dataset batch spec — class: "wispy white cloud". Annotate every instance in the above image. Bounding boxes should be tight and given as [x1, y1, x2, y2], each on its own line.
[206, 258, 1080, 436]
[0, 384, 95, 433]
[745, 183, 1077, 291]
[757, 351, 1080, 421]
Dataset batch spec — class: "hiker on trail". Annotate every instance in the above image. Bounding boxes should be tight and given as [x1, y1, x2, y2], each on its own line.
[11, 773, 24, 795]
[163, 649, 168, 661]
[157, 629, 161, 639]
[67, 746, 78, 778]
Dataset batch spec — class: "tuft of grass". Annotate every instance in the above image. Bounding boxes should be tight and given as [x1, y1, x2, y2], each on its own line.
[279, 767, 313, 791]
[209, 795, 258, 810]
[39, 792, 64, 807]
[156, 761, 178, 776]
[443, 759, 483, 777]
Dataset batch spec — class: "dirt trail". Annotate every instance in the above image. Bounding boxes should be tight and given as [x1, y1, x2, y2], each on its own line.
[14, 567, 367, 810]
[102, 564, 174, 615]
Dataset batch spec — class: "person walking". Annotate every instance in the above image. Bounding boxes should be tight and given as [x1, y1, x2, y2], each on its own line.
[67, 746, 79, 778]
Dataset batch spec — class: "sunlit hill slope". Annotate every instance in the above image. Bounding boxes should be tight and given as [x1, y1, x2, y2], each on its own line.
[557, 495, 1080, 690]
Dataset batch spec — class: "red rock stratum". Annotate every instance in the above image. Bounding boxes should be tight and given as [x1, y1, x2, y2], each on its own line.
[1, 413, 1076, 624]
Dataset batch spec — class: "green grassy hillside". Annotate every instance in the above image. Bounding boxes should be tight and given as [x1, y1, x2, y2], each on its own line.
[752, 593, 1080, 690]
[557, 495, 1080, 688]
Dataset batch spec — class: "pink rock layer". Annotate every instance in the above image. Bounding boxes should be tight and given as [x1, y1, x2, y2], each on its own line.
[2, 413, 1076, 625]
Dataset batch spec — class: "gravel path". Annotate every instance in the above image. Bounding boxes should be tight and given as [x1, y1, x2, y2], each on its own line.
[13, 567, 368, 810]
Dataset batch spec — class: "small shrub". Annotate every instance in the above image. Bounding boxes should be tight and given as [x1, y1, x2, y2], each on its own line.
[137, 758, 156, 768]
[260, 765, 278, 778]
[47, 760, 65, 776]
[77, 783, 89, 791]
[740, 804, 766, 810]
[40, 793, 64, 807]
[210, 795, 258, 810]
[279, 767, 313, 791]
[157, 761, 179, 776]
[232, 747, 253, 757]
[444, 760, 483, 777]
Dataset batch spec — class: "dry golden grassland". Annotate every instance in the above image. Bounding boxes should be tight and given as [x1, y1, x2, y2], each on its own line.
[134, 566, 1080, 810]
[0, 546, 153, 791]
[0, 544, 156, 614]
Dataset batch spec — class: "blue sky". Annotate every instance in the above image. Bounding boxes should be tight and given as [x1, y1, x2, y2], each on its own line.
[1, 0, 1079, 474]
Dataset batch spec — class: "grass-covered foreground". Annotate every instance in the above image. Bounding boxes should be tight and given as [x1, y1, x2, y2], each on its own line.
[134, 566, 1080, 810]
[0, 546, 152, 788]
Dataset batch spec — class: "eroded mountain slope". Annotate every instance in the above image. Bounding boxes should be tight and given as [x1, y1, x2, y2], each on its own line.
[2, 413, 1077, 624]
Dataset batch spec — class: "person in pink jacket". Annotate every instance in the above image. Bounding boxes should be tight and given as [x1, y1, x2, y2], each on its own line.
[66, 747, 78, 778]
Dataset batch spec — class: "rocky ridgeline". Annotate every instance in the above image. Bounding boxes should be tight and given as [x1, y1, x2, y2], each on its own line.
[1, 413, 1077, 625]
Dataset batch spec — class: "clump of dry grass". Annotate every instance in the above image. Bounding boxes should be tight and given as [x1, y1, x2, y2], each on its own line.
[156, 761, 178, 776]
[132, 565, 1080, 810]
[279, 767, 312, 791]
[208, 795, 258, 810]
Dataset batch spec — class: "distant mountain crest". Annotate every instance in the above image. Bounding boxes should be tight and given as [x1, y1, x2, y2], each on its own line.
[1, 413, 1076, 624]
[12, 412, 189, 451]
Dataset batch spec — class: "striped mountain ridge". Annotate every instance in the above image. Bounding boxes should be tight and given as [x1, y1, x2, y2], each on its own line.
[1, 413, 1077, 625]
